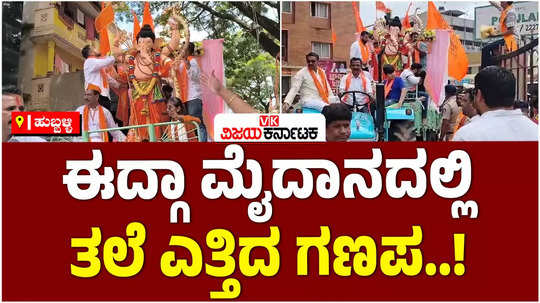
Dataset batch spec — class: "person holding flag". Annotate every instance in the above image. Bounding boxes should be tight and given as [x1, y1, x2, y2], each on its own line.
[81, 3, 124, 112]
[283, 52, 337, 112]
[81, 44, 118, 112]
[481, 1, 518, 68]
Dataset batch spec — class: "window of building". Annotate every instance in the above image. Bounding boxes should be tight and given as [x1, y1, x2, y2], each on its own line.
[311, 2, 329, 18]
[282, 30, 288, 62]
[282, 2, 292, 13]
[282, 76, 291, 96]
[465, 27, 474, 33]
[58, 2, 75, 29]
[453, 25, 465, 32]
[468, 67, 472, 74]
[312, 42, 331, 58]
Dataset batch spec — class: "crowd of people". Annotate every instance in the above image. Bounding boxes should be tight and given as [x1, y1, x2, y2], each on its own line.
[284, 1, 537, 142]
[320, 64, 538, 142]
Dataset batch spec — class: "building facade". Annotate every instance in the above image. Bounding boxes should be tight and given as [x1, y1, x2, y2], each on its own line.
[18, 2, 102, 111]
[3, 2, 24, 91]
[281, 1, 357, 96]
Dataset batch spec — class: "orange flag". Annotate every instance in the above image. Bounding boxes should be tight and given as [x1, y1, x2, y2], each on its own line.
[142, 2, 154, 30]
[426, 1, 468, 80]
[352, 2, 365, 33]
[402, 2, 412, 29]
[426, 1, 447, 29]
[132, 9, 141, 44]
[95, 4, 114, 32]
[95, 3, 114, 55]
[376, 1, 391, 13]
[331, 28, 337, 45]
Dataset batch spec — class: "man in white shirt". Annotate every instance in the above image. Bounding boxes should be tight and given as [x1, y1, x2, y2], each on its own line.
[400, 63, 422, 91]
[339, 57, 372, 107]
[350, 31, 371, 69]
[401, 63, 429, 111]
[177, 42, 207, 141]
[81, 45, 118, 111]
[283, 52, 337, 112]
[76, 86, 126, 142]
[453, 66, 538, 141]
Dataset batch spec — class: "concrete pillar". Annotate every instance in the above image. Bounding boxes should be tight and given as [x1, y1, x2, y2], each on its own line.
[47, 40, 55, 74]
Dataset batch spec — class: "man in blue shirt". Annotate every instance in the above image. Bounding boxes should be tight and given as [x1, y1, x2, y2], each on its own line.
[383, 64, 408, 107]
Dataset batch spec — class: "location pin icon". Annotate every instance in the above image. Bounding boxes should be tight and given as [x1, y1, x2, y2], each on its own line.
[15, 115, 24, 128]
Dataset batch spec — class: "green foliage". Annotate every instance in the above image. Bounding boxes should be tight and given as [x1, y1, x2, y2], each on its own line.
[224, 33, 276, 112]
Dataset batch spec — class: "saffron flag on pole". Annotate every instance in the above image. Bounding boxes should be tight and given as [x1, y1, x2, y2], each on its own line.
[376, 2, 391, 13]
[142, 2, 155, 30]
[425, 30, 450, 107]
[132, 10, 141, 45]
[331, 29, 337, 45]
[95, 3, 114, 55]
[352, 2, 365, 33]
[426, 1, 468, 80]
[402, 2, 413, 29]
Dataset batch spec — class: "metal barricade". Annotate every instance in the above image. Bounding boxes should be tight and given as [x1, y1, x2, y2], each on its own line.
[493, 37, 538, 103]
[83, 120, 200, 142]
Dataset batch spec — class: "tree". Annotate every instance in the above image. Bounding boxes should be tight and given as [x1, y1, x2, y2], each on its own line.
[223, 32, 277, 112]
[114, 1, 279, 56]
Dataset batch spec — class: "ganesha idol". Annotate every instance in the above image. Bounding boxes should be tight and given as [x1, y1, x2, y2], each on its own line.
[111, 8, 191, 142]
[372, 11, 435, 75]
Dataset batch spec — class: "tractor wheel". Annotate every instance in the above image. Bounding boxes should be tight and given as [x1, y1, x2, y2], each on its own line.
[388, 120, 417, 141]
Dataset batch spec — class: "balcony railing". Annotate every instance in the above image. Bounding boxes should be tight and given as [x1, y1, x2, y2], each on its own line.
[32, 6, 99, 52]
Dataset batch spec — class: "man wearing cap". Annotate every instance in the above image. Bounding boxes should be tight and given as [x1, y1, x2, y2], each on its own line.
[439, 85, 460, 141]
[75, 86, 126, 142]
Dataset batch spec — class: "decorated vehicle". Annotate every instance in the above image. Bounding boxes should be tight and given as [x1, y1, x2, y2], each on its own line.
[372, 10, 435, 74]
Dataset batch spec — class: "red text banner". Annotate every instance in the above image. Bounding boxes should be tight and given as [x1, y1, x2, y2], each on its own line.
[2, 143, 538, 300]
[10, 111, 81, 136]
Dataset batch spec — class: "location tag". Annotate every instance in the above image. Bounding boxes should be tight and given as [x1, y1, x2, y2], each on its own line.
[15, 115, 24, 128]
